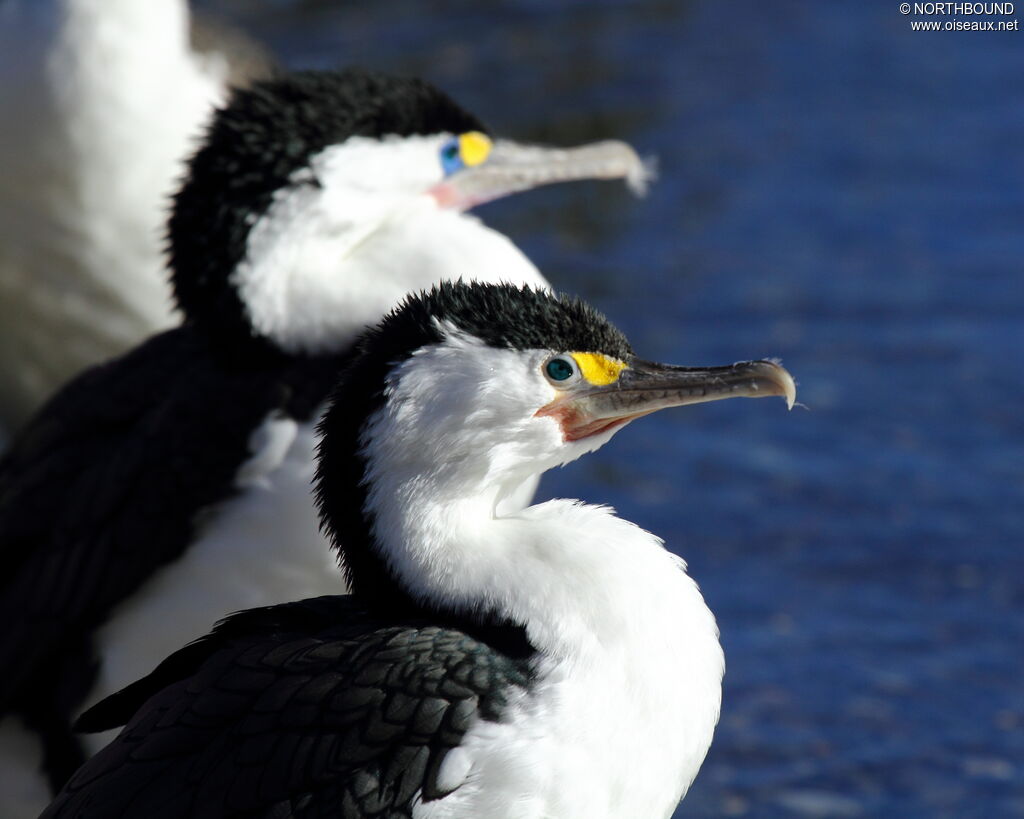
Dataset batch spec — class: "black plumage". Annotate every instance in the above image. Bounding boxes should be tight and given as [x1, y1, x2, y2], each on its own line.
[45, 599, 531, 818]
[0, 329, 345, 790]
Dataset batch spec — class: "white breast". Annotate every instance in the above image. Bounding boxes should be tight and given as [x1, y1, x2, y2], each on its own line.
[412, 503, 725, 819]
[84, 410, 345, 752]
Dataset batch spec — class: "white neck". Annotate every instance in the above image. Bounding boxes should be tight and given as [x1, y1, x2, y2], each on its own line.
[361, 434, 724, 812]
[232, 141, 551, 355]
[364, 442, 717, 655]
[237, 194, 550, 354]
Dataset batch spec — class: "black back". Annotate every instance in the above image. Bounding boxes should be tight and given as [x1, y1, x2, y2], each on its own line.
[0, 328, 346, 790]
[44, 596, 532, 818]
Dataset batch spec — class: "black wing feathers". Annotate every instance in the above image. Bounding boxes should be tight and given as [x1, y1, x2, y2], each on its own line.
[0, 328, 343, 786]
[0, 329, 276, 705]
[46, 597, 531, 818]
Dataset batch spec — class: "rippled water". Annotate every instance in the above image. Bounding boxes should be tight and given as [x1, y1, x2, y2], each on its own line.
[201, 1, 1024, 815]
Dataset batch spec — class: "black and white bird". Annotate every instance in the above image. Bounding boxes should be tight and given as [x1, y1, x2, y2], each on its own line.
[44, 281, 796, 818]
[0, 69, 647, 815]
[0, 0, 275, 434]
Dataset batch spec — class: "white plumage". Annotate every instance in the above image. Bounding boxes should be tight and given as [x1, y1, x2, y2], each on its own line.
[0, 0, 230, 431]
[234, 137, 549, 355]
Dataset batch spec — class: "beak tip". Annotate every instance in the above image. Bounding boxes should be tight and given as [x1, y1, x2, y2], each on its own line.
[627, 154, 658, 197]
[763, 360, 797, 410]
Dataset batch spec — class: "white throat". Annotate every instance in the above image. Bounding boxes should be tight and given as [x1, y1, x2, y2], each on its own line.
[232, 140, 550, 355]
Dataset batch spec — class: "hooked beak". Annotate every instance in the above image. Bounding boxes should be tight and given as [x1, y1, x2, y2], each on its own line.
[537, 359, 796, 442]
[430, 139, 652, 210]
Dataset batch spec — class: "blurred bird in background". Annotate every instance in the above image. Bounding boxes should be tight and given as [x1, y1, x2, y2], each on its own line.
[0, 0, 275, 436]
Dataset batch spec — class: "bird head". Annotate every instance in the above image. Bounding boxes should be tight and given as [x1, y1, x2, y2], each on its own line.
[314, 281, 794, 601]
[169, 69, 648, 356]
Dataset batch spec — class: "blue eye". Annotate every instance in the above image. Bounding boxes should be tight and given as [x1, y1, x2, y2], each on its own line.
[545, 356, 576, 382]
[440, 137, 463, 176]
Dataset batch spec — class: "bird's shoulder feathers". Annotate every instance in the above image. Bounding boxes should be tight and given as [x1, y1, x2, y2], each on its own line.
[54, 596, 532, 817]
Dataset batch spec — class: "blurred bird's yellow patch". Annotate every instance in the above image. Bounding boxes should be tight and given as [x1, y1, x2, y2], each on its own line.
[459, 132, 492, 167]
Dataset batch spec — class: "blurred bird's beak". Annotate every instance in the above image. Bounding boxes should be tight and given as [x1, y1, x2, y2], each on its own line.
[537, 359, 796, 442]
[430, 139, 652, 210]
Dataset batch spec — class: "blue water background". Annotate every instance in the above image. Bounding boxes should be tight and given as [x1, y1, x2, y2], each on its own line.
[199, 1, 1024, 815]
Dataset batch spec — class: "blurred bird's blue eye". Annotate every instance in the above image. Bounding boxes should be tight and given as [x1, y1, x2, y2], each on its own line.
[440, 137, 463, 176]
[545, 356, 576, 382]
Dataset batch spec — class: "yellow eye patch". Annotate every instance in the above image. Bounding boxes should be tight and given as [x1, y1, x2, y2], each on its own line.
[572, 353, 627, 386]
[459, 131, 492, 167]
